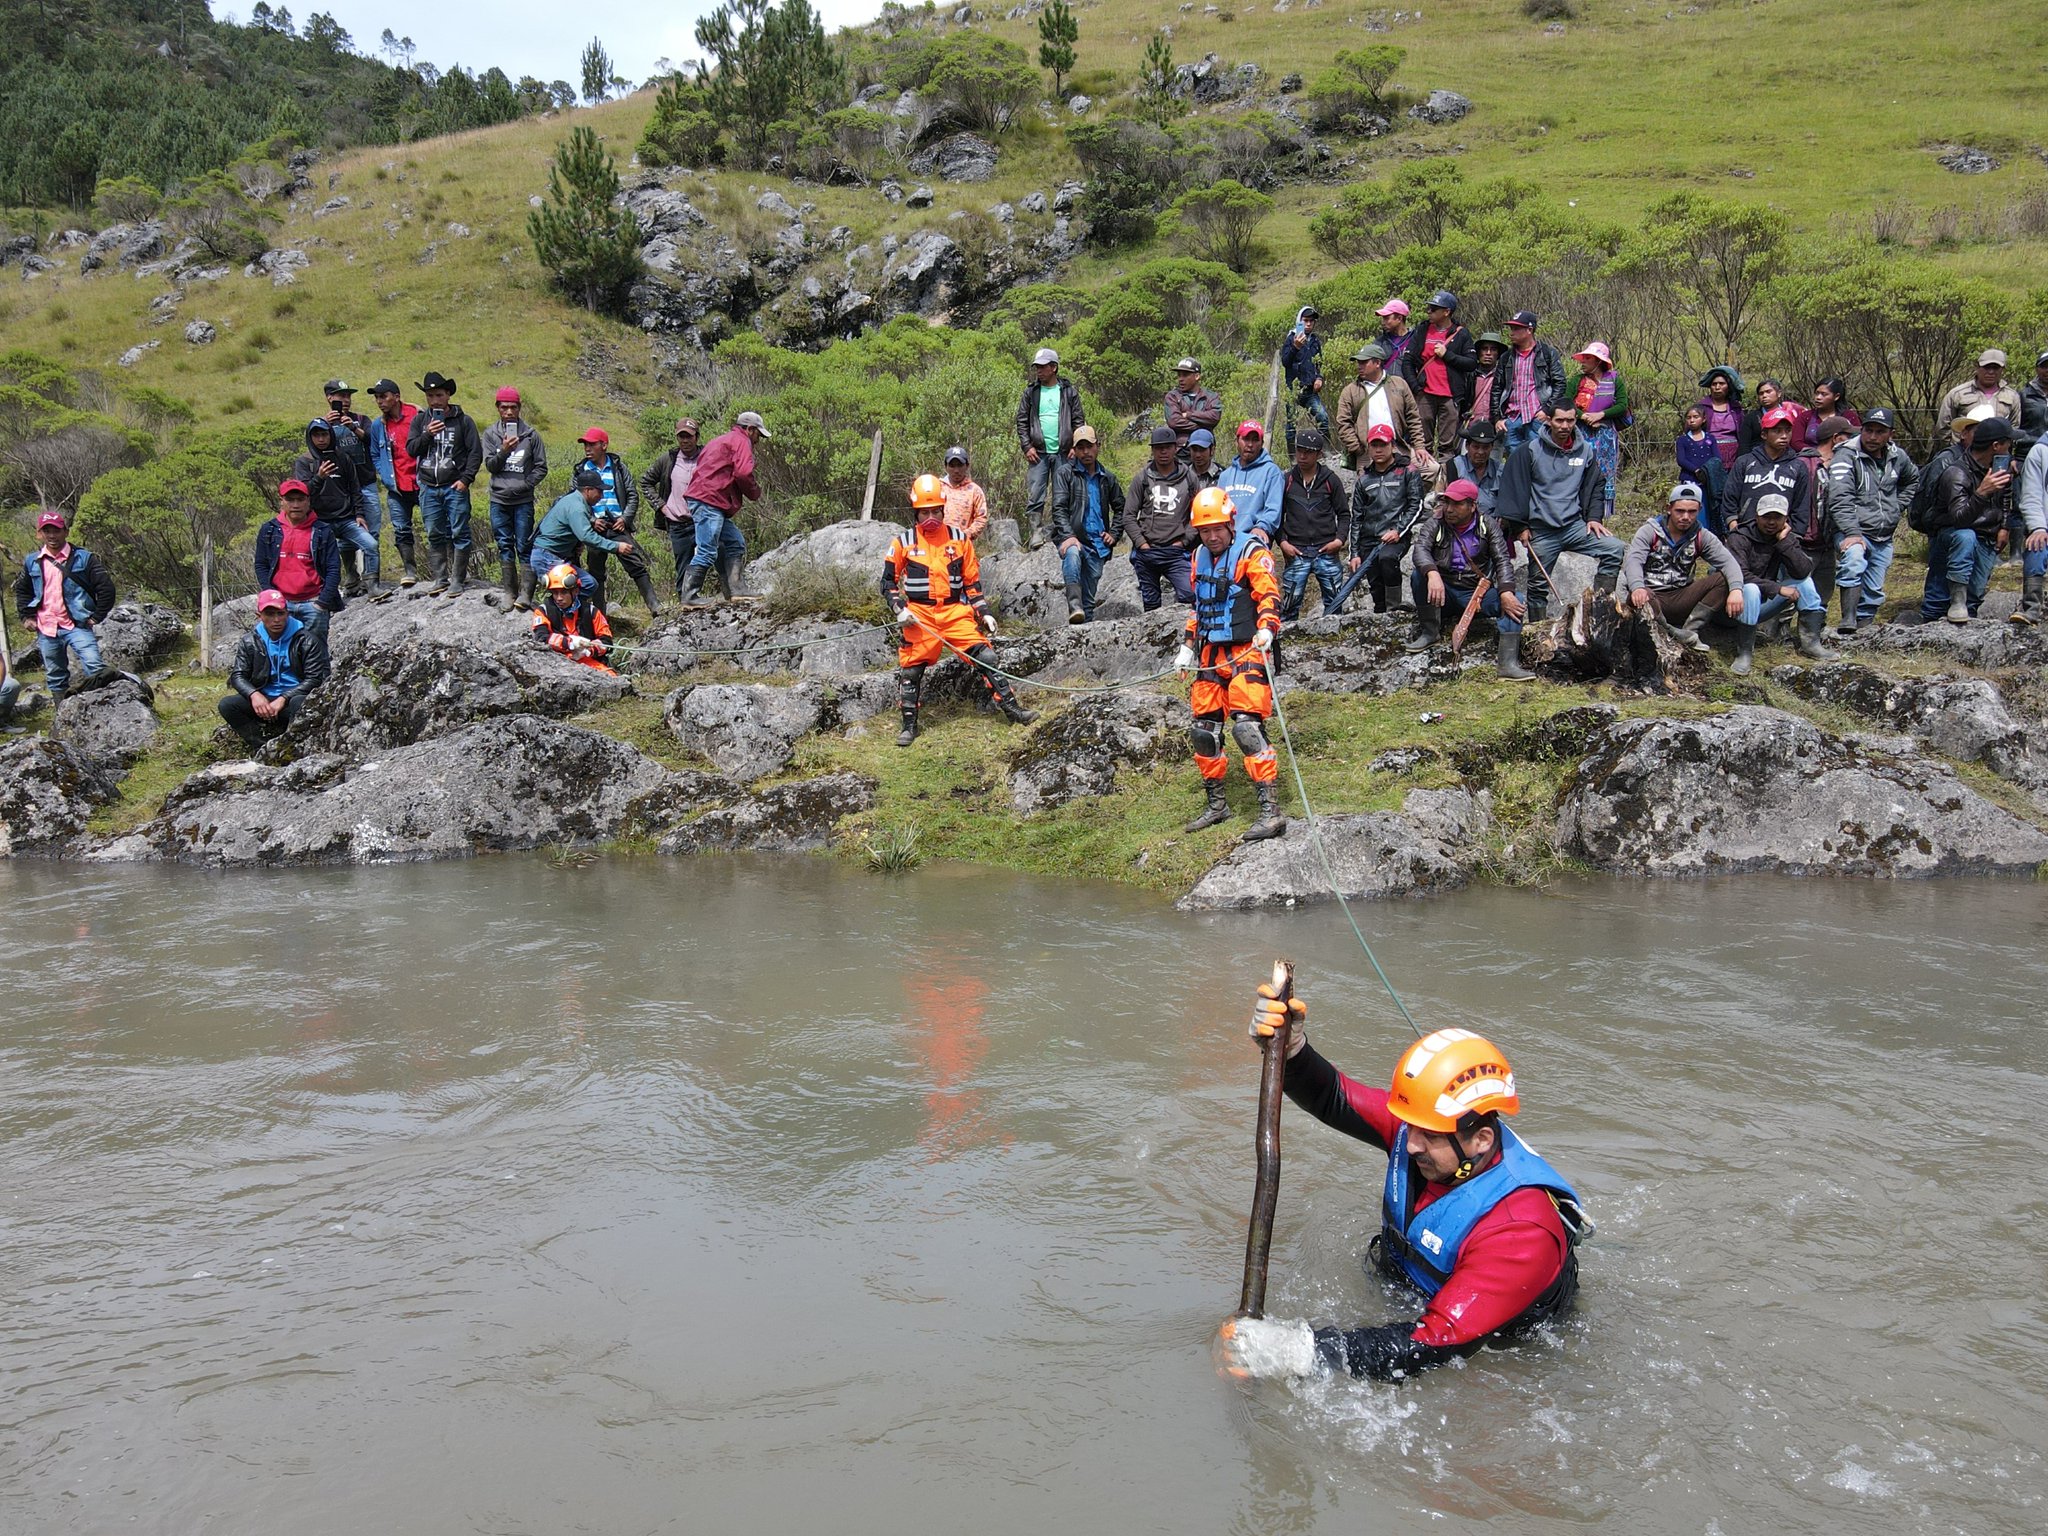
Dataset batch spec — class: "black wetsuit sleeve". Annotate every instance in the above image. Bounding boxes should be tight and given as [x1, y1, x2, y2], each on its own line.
[1313, 1325, 1465, 1381]
[1282, 1042, 1392, 1153]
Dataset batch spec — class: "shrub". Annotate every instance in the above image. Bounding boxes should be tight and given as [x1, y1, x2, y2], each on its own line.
[925, 33, 1038, 134]
[1304, 45, 1404, 131]
[1523, 0, 1578, 18]
[92, 175, 161, 225]
[1159, 179, 1273, 274]
[638, 75, 727, 168]
[166, 170, 276, 264]
[1061, 258, 1249, 412]
[76, 447, 274, 608]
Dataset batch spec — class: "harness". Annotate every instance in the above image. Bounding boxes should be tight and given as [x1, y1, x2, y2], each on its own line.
[892, 533, 969, 606]
[1192, 531, 1259, 644]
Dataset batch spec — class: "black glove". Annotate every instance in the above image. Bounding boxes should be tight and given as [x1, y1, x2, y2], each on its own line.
[1313, 1324, 1461, 1381]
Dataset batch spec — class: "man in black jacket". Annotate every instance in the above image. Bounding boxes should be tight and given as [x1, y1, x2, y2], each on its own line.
[1406, 478, 1532, 679]
[1016, 347, 1083, 546]
[1726, 493, 1833, 672]
[641, 418, 704, 600]
[406, 371, 484, 595]
[320, 380, 379, 594]
[1719, 404, 1813, 538]
[1919, 418, 2015, 623]
[1491, 310, 1567, 454]
[1050, 425, 1124, 623]
[1128, 426, 1201, 609]
[1276, 429, 1348, 620]
[291, 419, 380, 598]
[217, 588, 330, 751]
[1400, 290, 1477, 461]
[1344, 425, 1423, 614]
[14, 508, 114, 702]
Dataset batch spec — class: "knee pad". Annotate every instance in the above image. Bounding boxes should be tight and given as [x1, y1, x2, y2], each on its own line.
[1190, 718, 1224, 759]
[1230, 716, 1270, 757]
[897, 665, 927, 707]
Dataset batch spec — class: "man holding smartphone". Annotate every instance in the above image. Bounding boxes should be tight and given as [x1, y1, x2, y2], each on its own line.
[1919, 418, 2015, 624]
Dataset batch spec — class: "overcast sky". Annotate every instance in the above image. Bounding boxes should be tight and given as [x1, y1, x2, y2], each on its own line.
[221, 1, 882, 90]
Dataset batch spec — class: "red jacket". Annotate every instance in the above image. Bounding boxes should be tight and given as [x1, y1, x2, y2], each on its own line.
[686, 427, 759, 513]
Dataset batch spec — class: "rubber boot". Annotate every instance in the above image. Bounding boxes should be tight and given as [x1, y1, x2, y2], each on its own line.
[680, 565, 712, 607]
[445, 546, 469, 596]
[1065, 582, 1087, 625]
[895, 709, 920, 748]
[396, 534, 419, 588]
[717, 549, 749, 603]
[1496, 629, 1535, 681]
[1730, 622, 1757, 676]
[2010, 573, 2044, 627]
[341, 548, 365, 598]
[513, 564, 535, 611]
[1403, 606, 1441, 653]
[1946, 588, 1970, 624]
[500, 556, 520, 605]
[632, 569, 662, 618]
[994, 687, 1037, 725]
[1242, 781, 1288, 842]
[1795, 609, 1837, 660]
[1835, 584, 1859, 636]
[1676, 599, 1715, 653]
[1184, 781, 1231, 832]
[425, 540, 450, 594]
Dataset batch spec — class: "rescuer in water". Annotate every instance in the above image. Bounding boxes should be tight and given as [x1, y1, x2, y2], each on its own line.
[1217, 983, 1590, 1381]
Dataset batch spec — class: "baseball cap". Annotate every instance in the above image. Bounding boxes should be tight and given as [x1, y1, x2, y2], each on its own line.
[1376, 298, 1410, 318]
[1668, 482, 1704, 505]
[1032, 347, 1059, 366]
[35, 507, 68, 529]
[256, 588, 287, 612]
[944, 444, 970, 463]
[1236, 420, 1264, 440]
[573, 468, 606, 490]
[323, 379, 353, 395]
[1296, 428, 1326, 452]
[278, 478, 310, 496]
[1815, 415, 1855, 442]
[1441, 478, 1480, 502]
[1972, 418, 2014, 446]
[1148, 426, 1178, 447]
[1428, 290, 1458, 311]
[495, 387, 522, 405]
[578, 427, 609, 445]
[1862, 407, 1895, 429]
[369, 378, 401, 396]
[306, 416, 334, 434]
[1071, 424, 1098, 445]
[2036, 349, 2048, 367]
[1754, 492, 1791, 519]
[1174, 357, 1201, 373]
[1977, 348, 2007, 368]
[1188, 429, 1215, 449]
[1509, 310, 1539, 329]
[1760, 404, 1795, 428]
[1366, 424, 1396, 443]
[1963, 401, 1997, 425]
[676, 417, 700, 435]
[735, 410, 771, 438]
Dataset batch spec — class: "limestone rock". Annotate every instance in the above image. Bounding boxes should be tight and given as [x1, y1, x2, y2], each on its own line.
[1007, 691, 1181, 812]
[94, 602, 186, 670]
[1280, 610, 1484, 694]
[1409, 89, 1474, 125]
[51, 674, 158, 769]
[134, 716, 735, 867]
[1554, 706, 2048, 877]
[182, 319, 217, 345]
[116, 342, 160, 368]
[659, 772, 877, 854]
[1841, 617, 2048, 671]
[245, 247, 310, 285]
[1179, 789, 1492, 910]
[0, 739, 122, 858]
[1770, 662, 2048, 799]
[906, 132, 1000, 183]
[664, 682, 826, 780]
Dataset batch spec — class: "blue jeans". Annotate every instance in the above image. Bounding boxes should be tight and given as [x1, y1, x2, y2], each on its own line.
[664, 519, 697, 590]
[38, 625, 105, 698]
[684, 498, 746, 571]
[489, 500, 535, 568]
[358, 485, 383, 538]
[2005, 515, 2048, 578]
[1129, 543, 1193, 609]
[384, 486, 419, 542]
[327, 515, 381, 580]
[1502, 418, 1541, 454]
[1025, 453, 1059, 534]
[419, 484, 472, 554]
[1060, 541, 1109, 616]
[1834, 536, 1894, 624]
[1281, 550, 1346, 618]
[285, 600, 333, 647]
[1740, 577, 1822, 626]
[1920, 528, 1996, 619]
[1411, 569, 1521, 634]
[1527, 521, 1625, 610]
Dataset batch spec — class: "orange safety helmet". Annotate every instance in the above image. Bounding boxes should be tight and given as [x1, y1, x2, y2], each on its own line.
[910, 473, 947, 510]
[1189, 487, 1236, 528]
[1386, 1028, 1520, 1134]
[543, 562, 581, 592]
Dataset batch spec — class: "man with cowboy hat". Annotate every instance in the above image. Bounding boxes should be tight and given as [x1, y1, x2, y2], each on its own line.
[405, 371, 483, 595]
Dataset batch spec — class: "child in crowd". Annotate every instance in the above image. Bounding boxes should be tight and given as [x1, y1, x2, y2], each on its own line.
[1675, 405, 1728, 528]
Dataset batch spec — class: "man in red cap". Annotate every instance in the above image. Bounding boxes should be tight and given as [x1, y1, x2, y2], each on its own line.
[481, 387, 549, 609]
[1338, 423, 1422, 614]
[217, 587, 329, 752]
[12, 508, 114, 703]
[253, 479, 342, 643]
[1406, 477, 1533, 678]
[573, 427, 660, 618]
[1720, 403, 1812, 539]
[1214, 420, 1285, 542]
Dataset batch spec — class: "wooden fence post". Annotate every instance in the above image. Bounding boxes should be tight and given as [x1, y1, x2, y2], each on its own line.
[198, 534, 213, 672]
[860, 429, 885, 521]
[1263, 348, 1282, 442]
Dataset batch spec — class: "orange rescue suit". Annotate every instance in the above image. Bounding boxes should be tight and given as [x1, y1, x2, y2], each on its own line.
[1185, 532, 1281, 783]
[530, 595, 616, 673]
[881, 523, 989, 668]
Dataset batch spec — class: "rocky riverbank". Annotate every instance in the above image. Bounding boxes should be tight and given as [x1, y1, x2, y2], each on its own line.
[6, 521, 2046, 900]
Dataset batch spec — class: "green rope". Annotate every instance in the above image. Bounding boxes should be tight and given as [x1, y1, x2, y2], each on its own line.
[1268, 688, 1425, 1039]
[932, 633, 1182, 695]
[605, 623, 894, 661]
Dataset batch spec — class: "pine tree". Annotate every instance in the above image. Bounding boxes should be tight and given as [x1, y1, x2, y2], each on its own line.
[580, 38, 614, 106]
[1138, 34, 1175, 128]
[527, 125, 643, 317]
[694, 0, 845, 168]
[1037, 0, 1078, 102]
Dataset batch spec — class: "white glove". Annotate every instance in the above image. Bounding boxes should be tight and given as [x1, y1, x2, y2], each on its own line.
[1215, 1316, 1320, 1380]
[979, 612, 999, 637]
[1173, 644, 1196, 672]
[1251, 628, 1274, 653]
[893, 608, 913, 628]
[567, 635, 591, 657]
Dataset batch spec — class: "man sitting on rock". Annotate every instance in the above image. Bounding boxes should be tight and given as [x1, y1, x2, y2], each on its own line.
[1725, 492, 1833, 674]
[882, 474, 1036, 747]
[13, 508, 113, 705]
[1622, 483, 1746, 653]
[530, 469, 633, 600]
[1405, 479, 1532, 680]
[530, 562, 616, 673]
[1499, 401, 1622, 621]
[218, 588, 329, 752]
[253, 479, 343, 644]
[1276, 428, 1348, 621]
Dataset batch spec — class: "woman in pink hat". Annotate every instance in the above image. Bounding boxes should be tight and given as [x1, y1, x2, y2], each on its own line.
[1571, 340, 1628, 520]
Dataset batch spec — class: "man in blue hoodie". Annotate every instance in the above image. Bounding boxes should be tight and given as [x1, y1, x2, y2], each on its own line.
[1217, 420, 1285, 542]
[1498, 401, 1622, 618]
[217, 588, 330, 751]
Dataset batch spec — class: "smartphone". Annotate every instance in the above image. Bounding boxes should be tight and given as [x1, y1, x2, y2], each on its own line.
[1992, 452, 2012, 475]
[430, 407, 446, 421]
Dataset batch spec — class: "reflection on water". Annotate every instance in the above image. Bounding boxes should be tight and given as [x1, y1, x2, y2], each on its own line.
[1, 857, 2043, 1534]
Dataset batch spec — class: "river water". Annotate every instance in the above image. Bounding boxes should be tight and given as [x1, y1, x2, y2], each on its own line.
[2, 857, 2042, 1534]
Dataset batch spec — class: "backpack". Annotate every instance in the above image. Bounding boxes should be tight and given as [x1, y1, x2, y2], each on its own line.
[1907, 446, 1949, 535]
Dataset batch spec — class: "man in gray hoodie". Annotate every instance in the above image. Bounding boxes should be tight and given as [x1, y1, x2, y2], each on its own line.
[480, 387, 549, 609]
[1498, 401, 1622, 617]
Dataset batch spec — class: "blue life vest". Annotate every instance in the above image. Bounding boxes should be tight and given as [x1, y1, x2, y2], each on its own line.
[1379, 1123, 1587, 1297]
[1192, 531, 1260, 644]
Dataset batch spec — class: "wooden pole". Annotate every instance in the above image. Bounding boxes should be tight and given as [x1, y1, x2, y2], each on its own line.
[1238, 958, 1295, 1320]
[859, 428, 884, 521]
[0, 580, 12, 696]
[198, 534, 213, 672]
[1262, 348, 1282, 443]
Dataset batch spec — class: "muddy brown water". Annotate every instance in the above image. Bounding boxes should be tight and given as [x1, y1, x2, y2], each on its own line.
[2, 858, 2043, 1534]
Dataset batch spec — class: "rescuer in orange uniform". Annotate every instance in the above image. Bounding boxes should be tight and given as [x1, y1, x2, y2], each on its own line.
[881, 475, 1037, 747]
[530, 561, 616, 672]
[1175, 487, 1287, 841]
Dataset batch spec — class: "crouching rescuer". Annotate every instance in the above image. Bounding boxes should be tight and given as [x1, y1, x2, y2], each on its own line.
[1176, 488, 1287, 842]
[530, 562, 616, 672]
[882, 474, 1037, 747]
[1217, 983, 1590, 1382]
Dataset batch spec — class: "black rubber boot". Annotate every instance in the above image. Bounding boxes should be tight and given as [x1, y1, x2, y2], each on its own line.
[1184, 781, 1231, 832]
[1496, 629, 1535, 681]
[1731, 622, 1757, 676]
[1795, 608, 1836, 659]
[1065, 582, 1087, 625]
[1676, 599, 1715, 653]
[513, 564, 535, 612]
[895, 666, 925, 747]
[500, 556, 520, 605]
[1403, 606, 1441, 653]
[425, 540, 450, 594]
[680, 565, 712, 607]
[396, 535, 419, 588]
[2010, 573, 2044, 627]
[717, 549, 749, 602]
[1835, 585, 1860, 636]
[896, 710, 919, 748]
[995, 689, 1037, 725]
[1242, 782, 1288, 842]
[632, 569, 662, 618]
[446, 546, 469, 596]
